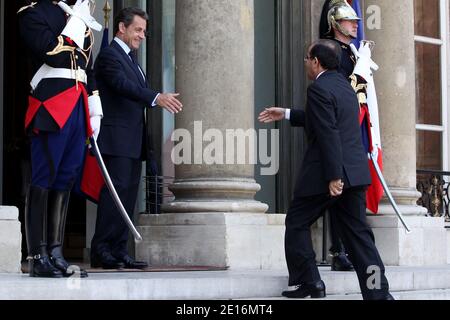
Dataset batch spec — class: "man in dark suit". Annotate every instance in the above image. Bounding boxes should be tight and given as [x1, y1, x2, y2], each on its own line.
[90, 7, 183, 269]
[259, 40, 392, 300]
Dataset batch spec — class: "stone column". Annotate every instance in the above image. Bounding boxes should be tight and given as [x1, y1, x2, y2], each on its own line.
[365, 0, 425, 216]
[136, 0, 286, 270]
[364, 0, 446, 266]
[161, 0, 267, 214]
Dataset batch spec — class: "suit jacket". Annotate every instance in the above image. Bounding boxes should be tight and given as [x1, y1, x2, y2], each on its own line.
[95, 40, 159, 160]
[19, 0, 96, 132]
[291, 70, 371, 198]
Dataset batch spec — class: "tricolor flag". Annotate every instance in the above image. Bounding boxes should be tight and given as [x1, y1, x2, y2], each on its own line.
[364, 72, 384, 214]
[350, 0, 384, 213]
[101, 25, 110, 50]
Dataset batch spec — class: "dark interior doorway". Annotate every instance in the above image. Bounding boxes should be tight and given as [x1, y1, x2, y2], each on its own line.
[2, 0, 86, 263]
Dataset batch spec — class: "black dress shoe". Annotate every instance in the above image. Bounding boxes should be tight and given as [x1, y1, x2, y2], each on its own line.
[117, 255, 148, 270]
[331, 252, 354, 272]
[380, 293, 395, 300]
[282, 280, 326, 299]
[91, 252, 125, 270]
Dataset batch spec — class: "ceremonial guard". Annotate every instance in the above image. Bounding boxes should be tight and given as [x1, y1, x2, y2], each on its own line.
[320, 0, 360, 79]
[18, 0, 103, 278]
[321, 0, 384, 216]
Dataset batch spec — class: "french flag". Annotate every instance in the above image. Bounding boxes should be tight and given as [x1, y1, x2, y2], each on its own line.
[350, 0, 384, 214]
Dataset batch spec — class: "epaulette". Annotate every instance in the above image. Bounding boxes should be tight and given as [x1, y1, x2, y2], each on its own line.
[17, 2, 37, 14]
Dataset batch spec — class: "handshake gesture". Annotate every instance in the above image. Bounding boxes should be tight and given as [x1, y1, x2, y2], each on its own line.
[156, 93, 184, 114]
[258, 107, 286, 124]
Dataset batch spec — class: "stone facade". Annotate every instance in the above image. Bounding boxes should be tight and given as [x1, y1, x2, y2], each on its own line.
[136, 213, 286, 269]
[136, 0, 449, 269]
[0, 207, 22, 273]
[1, 0, 448, 273]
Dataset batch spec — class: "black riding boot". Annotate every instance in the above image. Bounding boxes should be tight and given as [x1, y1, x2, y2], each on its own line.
[330, 238, 354, 272]
[47, 190, 88, 278]
[329, 215, 354, 272]
[25, 185, 63, 278]
[331, 251, 355, 272]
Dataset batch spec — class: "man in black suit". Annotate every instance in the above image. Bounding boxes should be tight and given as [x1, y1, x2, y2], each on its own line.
[90, 7, 183, 269]
[259, 40, 392, 300]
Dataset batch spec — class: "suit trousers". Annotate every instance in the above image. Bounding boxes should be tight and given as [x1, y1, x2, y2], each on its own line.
[91, 156, 142, 259]
[285, 187, 390, 300]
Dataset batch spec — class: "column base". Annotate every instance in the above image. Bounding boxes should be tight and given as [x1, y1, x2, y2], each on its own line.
[162, 201, 269, 213]
[0, 207, 22, 273]
[136, 213, 286, 270]
[367, 215, 447, 266]
[163, 179, 269, 213]
[374, 187, 428, 216]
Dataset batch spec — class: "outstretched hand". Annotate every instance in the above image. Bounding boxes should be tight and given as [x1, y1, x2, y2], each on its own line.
[157, 93, 183, 114]
[258, 107, 286, 124]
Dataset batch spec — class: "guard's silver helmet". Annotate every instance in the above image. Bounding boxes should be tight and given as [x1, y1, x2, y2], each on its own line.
[327, 0, 360, 38]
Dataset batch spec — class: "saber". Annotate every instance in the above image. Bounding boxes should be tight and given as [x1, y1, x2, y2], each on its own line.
[89, 137, 143, 242]
[370, 152, 412, 234]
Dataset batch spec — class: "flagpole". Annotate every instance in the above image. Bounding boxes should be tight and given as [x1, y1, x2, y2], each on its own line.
[103, 1, 111, 29]
[101, 1, 111, 49]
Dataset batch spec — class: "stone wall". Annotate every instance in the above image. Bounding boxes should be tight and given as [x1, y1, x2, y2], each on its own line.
[0, 207, 22, 273]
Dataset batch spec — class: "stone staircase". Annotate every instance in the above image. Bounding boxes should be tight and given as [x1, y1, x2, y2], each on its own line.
[1, 266, 450, 300]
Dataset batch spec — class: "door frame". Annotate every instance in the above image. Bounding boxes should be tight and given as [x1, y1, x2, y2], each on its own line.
[275, 0, 311, 212]
[0, 0, 5, 203]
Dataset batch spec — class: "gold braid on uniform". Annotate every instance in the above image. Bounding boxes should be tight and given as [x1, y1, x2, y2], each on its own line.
[350, 74, 368, 105]
[77, 28, 95, 66]
[45, 28, 95, 90]
[17, 2, 37, 14]
[47, 36, 80, 88]
[46, 35, 76, 56]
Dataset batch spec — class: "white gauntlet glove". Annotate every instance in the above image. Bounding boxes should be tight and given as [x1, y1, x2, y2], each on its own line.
[60, 15, 87, 50]
[58, 0, 102, 49]
[88, 93, 103, 141]
[350, 42, 379, 83]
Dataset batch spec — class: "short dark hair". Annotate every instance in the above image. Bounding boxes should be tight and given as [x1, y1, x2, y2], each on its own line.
[114, 7, 149, 35]
[309, 40, 341, 70]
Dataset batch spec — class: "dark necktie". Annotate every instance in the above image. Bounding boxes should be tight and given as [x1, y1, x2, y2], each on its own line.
[129, 51, 138, 65]
[129, 51, 145, 83]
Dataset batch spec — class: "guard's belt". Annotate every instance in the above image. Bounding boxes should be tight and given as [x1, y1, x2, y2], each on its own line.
[31, 64, 87, 90]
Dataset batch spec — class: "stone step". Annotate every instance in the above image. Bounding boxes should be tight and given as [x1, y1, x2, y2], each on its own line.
[0, 266, 449, 300]
[250, 289, 450, 300]
[320, 265, 450, 295]
[324, 289, 450, 300]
